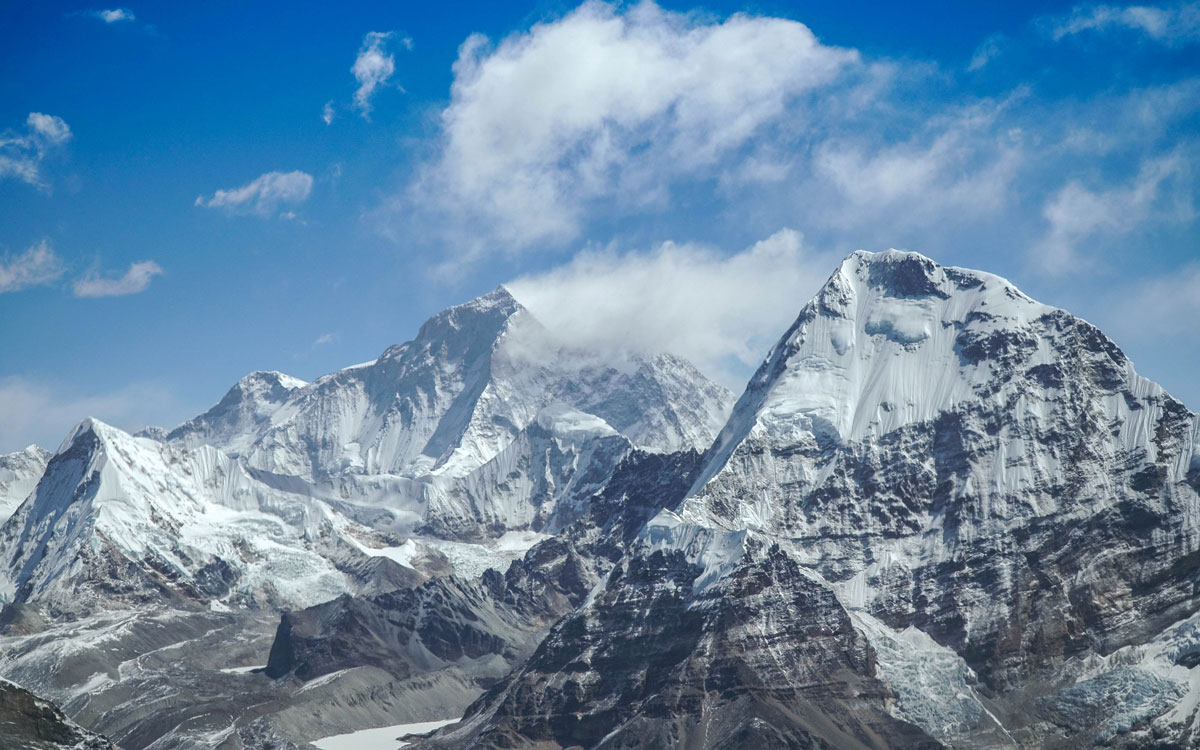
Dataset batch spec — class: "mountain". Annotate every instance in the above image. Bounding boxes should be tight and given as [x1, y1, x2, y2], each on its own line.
[165, 287, 732, 539]
[0, 445, 50, 525]
[0, 287, 734, 749]
[419, 250, 1200, 749]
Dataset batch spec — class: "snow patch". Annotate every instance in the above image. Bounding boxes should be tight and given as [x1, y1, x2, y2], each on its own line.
[311, 717, 459, 750]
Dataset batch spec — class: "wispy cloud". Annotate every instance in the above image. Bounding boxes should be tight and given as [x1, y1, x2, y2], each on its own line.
[322, 100, 335, 125]
[195, 170, 313, 217]
[508, 229, 834, 386]
[1046, 1, 1200, 44]
[1034, 154, 1188, 272]
[352, 31, 409, 117]
[312, 332, 336, 347]
[73, 260, 163, 298]
[0, 113, 72, 189]
[0, 241, 65, 293]
[92, 8, 135, 23]
[967, 34, 1005, 70]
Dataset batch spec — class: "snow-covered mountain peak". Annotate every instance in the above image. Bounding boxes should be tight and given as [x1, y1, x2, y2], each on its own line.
[695, 250, 1063, 482]
[685, 249, 1192, 526]
[166, 369, 307, 455]
[394, 285, 527, 360]
[0, 445, 50, 526]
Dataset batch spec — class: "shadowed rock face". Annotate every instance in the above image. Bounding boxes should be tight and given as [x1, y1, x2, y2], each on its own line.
[0, 678, 117, 749]
[262, 449, 706, 703]
[419, 545, 941, 750]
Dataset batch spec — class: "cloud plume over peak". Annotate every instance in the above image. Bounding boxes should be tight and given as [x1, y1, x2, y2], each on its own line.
[507, 228, 834, 387]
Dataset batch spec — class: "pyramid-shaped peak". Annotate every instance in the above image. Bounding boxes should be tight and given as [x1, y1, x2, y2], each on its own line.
[56, 416, 122, 456]
[408, 285, 531, 350]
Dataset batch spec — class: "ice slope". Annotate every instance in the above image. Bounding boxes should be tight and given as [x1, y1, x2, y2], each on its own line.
[0, 444, 49, 525]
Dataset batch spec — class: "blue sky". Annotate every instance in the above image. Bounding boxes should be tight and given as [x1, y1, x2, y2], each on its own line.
[1, 0, 1197, 452]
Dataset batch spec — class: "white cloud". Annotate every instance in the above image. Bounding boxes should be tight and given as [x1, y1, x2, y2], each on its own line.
[26, 113, 72, 145]
[322, 100, 335, 125]
[810, 98, 1023, 233]
[1047, 2, 1200, 44]
[413, 1, 858, 251]
[312, 332, 336, 347]
[93, 8, 135, 23]
[507, 228, 834, 386]
[73, 260, 163, 298]
[195, 170, 314, 217]
[0, 113, 72, 189]
[0, 376, 189, 454]
[0, 241, 65, 293]
[352, 31, 408, 116]
[1034, 155, 1187, 272]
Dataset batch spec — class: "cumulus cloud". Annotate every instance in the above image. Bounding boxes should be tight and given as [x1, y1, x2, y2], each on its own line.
[0, 376, 188, 454]
[1034, 155, 1187, 272]
[73, 260, 163, 298]
[195, 170, 313, 217]
[353, 31, 408, 116]
[507, 228, 834, 386]
[412, 1, 858, 251]
[0, 113, 72, 189]
[0, 241, 65, 293]
[1047, 1, 1200, 44]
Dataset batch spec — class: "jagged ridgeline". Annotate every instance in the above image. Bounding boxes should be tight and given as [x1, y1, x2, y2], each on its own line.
[1, 252, 1198, 750]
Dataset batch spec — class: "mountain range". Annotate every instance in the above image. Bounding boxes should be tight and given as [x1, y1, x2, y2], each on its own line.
[1, 252, 1197, 749]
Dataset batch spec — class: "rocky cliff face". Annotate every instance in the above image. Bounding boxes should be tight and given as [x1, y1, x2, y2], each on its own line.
[0, 678, 117, 749]
[424, 543, 941, 750]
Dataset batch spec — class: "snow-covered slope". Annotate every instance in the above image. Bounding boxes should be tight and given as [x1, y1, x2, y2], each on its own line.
[0, 418, 443, 615]
[0, 444, 49, 525]
[166, 287, 733, 538]
[167, 370, 307, 456]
